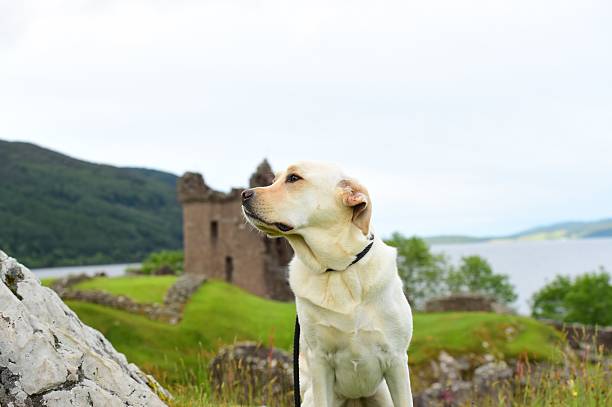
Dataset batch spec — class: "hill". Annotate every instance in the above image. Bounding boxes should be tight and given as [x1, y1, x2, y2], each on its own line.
[510, 218, 612, 240]
[426, 217, 612, 245]
[0, 140, 182, 267]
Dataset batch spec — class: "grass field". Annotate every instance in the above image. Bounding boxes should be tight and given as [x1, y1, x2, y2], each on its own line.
[73, 275, 177, 303]
[53, 276, 564, 386]
[59, 280, 294, 384]
[43, 276, 612, 406]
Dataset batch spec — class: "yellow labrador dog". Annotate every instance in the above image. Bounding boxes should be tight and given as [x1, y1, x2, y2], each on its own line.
[241, 161, 413, 407]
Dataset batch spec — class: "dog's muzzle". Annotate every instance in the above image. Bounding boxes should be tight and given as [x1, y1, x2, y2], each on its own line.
[241, 189, 294, 232]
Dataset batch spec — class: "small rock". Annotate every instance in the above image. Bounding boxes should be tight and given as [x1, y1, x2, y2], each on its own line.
[437, 351, 462, 383]
[473, 360, 513, 390]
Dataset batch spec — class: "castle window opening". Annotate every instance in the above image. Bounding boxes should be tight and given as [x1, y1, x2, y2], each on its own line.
[210, 220, 219, 241]
[225, 256, 234, 282]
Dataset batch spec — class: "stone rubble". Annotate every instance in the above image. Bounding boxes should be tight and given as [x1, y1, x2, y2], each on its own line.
[0, 251, 170, 407]
[161, 273, 207, 324]
[413, 351, 517, 407]
[207, 344, 525, 407]
[424, 293, 514, 314]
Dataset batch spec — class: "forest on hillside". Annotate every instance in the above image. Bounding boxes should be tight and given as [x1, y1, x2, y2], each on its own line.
[0, 140, 182, 267]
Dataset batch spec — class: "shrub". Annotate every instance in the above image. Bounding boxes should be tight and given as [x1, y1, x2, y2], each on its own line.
[531, 268, 612, 326]
[386, 233, 518, 309]
[140, 250, 184, 275]
[385, 233, 449, 309]
[448, 255, 518, 305]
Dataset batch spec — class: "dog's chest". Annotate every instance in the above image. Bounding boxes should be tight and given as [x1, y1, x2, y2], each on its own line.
[313, 304, 398, 356]
[304, 300, 409, 398]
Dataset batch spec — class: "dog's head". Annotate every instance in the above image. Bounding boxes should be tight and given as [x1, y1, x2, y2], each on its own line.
[241, 161, 372, 238]
[241, 161, 372, 270]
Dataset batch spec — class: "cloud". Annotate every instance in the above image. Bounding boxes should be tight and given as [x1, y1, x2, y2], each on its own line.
[1, 0, 611, 236]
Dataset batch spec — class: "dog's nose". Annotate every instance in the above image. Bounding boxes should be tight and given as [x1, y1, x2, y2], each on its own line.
[241, 189, 254, 202]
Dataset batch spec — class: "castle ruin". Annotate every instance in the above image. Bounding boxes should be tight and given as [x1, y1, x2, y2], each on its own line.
[177, 160, 293, 301]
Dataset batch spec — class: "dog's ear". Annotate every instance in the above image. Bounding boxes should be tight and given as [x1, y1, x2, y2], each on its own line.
[339, 179, 372, 236]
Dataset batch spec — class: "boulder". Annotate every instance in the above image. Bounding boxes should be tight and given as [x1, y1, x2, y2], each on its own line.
[0, 251, 170, 406]
[209, 342, 293, 405]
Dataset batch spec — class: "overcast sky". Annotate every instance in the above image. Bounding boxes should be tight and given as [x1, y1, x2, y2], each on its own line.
[1, 0, 611, 237]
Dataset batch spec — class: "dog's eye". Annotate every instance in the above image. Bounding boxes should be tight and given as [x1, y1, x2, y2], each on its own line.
[286, 174, 303, 183]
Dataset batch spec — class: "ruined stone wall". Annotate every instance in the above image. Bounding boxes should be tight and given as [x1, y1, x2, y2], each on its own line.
[178, 162, 293, 301]
[182, 197, 270, 298]
[425, 293, 496, 313]
[424, 293, 514, 314]
[262, 238, 293, 301]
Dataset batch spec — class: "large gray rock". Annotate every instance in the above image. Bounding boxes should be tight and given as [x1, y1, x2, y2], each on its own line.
[0, 251, 170, 406]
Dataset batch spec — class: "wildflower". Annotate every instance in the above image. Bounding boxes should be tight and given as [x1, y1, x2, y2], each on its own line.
[567, 379, 578, 397]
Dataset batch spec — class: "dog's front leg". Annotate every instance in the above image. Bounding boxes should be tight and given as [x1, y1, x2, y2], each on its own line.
[308, 355, 335, 407]
[384, 355, 413, 407]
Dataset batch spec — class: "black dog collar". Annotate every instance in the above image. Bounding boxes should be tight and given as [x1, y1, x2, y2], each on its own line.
[325, 234, 375, 272]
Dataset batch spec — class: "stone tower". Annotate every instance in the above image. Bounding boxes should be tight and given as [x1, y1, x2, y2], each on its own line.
[177, 160, 293, 301]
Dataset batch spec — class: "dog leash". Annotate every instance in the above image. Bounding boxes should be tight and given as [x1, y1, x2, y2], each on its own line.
[293, 236, 375, 406]
[293, 315, 301, 407]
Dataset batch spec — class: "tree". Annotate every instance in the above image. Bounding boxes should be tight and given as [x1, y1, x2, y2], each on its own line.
[385, 233, 449, 309]
[385, 233, 519, 309]
[447, 255, 518, 305]
[140, 250, 184, 275]
[531, 269, 612, 326]
[529, 275, 572, 322]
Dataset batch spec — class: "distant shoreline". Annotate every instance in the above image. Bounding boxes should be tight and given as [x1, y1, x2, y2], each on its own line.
[426, 234, 612, 245]
[31, 263, 139, 280]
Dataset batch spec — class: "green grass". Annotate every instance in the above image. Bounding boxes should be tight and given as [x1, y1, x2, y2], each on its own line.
[72, 275, 178, 303]
[40, 278, 56, 287]
[55, 276, 606, 406]
[64, 277, 562, 385]
[66, 279, 295, 385]
[410, 312, 562, 364]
